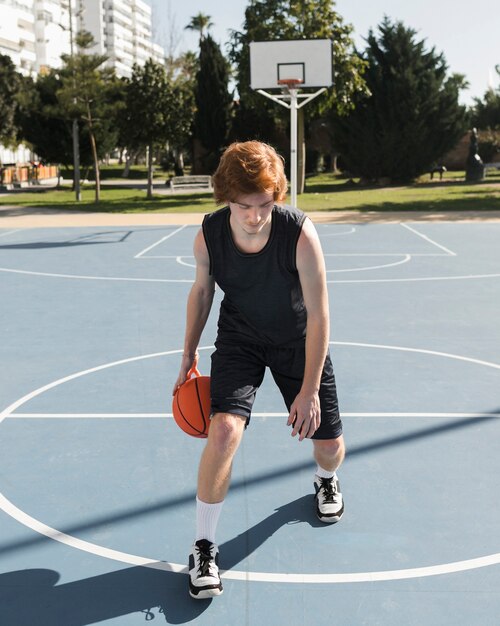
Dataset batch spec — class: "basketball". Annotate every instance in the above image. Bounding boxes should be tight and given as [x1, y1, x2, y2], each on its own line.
[172, 366, 211, 438]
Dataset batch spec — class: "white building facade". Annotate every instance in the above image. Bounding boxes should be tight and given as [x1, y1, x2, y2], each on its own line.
[33, 0, 76, 73]
[80, 0, 165, 78]
[0, 0, 37, 75]
[0, 0, 165, 164]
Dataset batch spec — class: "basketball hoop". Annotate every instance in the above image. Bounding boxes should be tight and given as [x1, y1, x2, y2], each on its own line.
[250, 40, 333, 208]
[277, 78, 304, 91]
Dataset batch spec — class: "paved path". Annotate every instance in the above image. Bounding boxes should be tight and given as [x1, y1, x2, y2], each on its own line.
[1, 205, 500, 228]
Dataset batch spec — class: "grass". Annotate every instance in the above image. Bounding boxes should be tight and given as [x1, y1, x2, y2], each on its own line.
[1, 170, 499, 214]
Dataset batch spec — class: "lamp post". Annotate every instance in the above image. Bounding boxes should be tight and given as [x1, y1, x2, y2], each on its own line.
[67, 0, 81, 201]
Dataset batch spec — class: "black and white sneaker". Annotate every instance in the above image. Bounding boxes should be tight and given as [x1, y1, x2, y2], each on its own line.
[188, 539, 223, 599]
[314, 474, 344, 523]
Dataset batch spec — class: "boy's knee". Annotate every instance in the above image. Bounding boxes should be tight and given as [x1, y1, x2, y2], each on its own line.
[208, 413, 246, 453]
[313, 435, 345, 457]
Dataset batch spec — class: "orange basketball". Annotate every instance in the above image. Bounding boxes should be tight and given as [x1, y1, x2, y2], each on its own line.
[172, 366, 211, 438]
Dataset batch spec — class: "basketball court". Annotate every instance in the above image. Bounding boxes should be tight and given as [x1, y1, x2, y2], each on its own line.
[1, 216, 499, 625]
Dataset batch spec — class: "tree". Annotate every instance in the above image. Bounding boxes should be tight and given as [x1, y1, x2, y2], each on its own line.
[470, 68, 500, 130]
[332, 18, 467, 183]
[57, 31, 121, 201]
[185, 12, 214, 43]
[16, 72, 74, 178]
[122, 59, 195, 197]
[0, 54, 23, 153]
[229, 0, 367, 190]
[192, 34, 233, 173]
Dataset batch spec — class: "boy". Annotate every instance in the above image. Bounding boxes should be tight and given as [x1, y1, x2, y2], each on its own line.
[173, 141, 345, 599]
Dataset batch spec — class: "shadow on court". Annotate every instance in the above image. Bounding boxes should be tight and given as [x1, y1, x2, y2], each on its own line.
[0, 567, 209, 625]
[0, 231, 133, 250]
[0, 413, 497, 560]
[0, 497, 323, 625]
[220, 494, 324, 571]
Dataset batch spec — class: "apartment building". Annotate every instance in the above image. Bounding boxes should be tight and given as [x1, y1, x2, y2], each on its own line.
[0, 0, 37, 75]
[0, 0, 165, 164]
[80, 0, 165, 78]
[33, 0, 76, 73]
[0, 0, 165, 78]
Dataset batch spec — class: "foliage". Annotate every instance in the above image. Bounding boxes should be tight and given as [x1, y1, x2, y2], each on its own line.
[229, 0, 367, 141]
[121, 59, 195, 196]
[192, 35, 233, 173]
[332, 18, 468, 182]
[0, 54, 23, 148]
[185, 13, 214, 42]
[470, 76, 500, 130]
[57, 31, 123, 200]
[478, 129, 500, 162]
[16, 70, 101, 170]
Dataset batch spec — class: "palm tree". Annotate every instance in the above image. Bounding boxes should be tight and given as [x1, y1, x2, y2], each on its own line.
[185, 12, 213, 43]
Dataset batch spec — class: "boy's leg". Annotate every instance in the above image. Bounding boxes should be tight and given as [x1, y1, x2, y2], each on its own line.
[190, 342, 265, 599]
[189, 412, 246, 600]
[312, 436, 345, 523]
[269, 347, 345, 523]
[198, 412, 247, 504]
[313, 435, 345, 473]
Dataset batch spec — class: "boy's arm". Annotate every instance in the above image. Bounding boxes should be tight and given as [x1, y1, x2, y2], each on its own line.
[172, 228, 215, 394]
[287, 217, 330, 440]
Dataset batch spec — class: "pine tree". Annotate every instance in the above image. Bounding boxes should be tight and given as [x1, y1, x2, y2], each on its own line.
[192, 34, 233, 173]
[332, 18, 467, 183]
[0, 54, 23, 150]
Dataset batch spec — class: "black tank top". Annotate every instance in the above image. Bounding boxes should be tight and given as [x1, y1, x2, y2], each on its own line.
[202, 205, 307, 346]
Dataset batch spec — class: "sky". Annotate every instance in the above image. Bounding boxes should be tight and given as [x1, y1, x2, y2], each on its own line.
[149, 0, 499, 106]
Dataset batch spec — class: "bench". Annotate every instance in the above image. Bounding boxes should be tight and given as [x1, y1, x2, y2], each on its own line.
[484, 162, 500, 172]
[168, 175, 213, 191]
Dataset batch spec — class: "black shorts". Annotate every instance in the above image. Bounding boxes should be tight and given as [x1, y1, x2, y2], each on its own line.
[210, 340, 342, 440]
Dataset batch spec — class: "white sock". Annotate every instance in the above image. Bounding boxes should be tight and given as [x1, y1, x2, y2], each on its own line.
[316, 464, 336, 479]
[195, 497, 224, 544]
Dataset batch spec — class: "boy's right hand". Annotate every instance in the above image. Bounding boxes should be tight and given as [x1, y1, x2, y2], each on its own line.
[172, 352, 199, 395]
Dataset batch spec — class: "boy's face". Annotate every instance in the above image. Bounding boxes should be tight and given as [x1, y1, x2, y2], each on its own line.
[228, 192, 275, 236]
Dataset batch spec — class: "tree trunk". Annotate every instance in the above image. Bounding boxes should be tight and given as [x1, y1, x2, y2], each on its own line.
[87, 106, 100, 203]
[123, 152, 132, 177]
[89, 131, 100, 202]
[147, 143, 153, 199]
[297, 108, 305, 194]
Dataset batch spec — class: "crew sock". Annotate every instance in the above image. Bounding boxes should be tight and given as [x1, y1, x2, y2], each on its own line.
[195, 497, 224, 544]
[315, 465, 336, 480]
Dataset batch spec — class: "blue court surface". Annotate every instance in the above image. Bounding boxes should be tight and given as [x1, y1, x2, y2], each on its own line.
[0, 220, 499, 625]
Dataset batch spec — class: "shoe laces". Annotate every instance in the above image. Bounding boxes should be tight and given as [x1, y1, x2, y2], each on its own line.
[195, 542, 215, 577]
[319, 477, 337, 503]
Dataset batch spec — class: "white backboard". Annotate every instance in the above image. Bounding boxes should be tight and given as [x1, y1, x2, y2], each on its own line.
[249, 39, 333, 90]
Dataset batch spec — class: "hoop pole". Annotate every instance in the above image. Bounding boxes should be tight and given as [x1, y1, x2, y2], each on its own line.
[254, 87, 328, 208]
[290, 88, 298, 208]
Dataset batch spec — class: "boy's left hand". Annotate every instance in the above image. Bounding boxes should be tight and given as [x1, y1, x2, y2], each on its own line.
[287, 391, 321, 441]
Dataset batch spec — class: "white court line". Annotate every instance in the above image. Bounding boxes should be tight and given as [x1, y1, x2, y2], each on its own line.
[0, 267, 192, 282]
[327, 254, 411, 273]
[2, 343, 500, 584]
[0, 229, 23, 239]
[9, 412, 500, 419]
[139, 253, 451, 259]
[1, 266, 500, 283]
[1, 487, 500, 583]
[319, 226, 356, 236]
[329, 273, 500, 284]
[400, 223, 456, 256]
[134, 225, 187, 258]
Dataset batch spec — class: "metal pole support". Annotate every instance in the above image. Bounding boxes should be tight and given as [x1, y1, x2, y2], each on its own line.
[256, 87, 327, 208]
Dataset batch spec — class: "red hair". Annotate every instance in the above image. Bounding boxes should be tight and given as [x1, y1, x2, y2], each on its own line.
[213, 141, 288, 204]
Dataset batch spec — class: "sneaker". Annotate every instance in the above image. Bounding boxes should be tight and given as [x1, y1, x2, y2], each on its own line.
[314, 474, 344, 523]
[188, 539, 223, 599]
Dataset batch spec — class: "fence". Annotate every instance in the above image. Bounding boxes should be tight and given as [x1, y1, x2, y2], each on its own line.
[0, 164, 58, 186]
